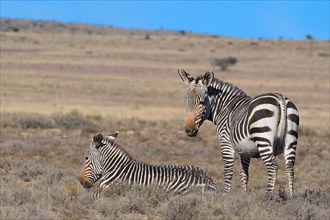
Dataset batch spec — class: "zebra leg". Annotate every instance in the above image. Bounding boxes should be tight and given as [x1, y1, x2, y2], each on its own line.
[257, 144, 279, 197]
[220, 143, 235, 193]
[91, 190, 101, 199]
[90, 182, 103, 199]
[284, 100, 299, 198]
[259, 147, 278, 196]
[239, 156, 250, 191]
[285, 159, 295, 198]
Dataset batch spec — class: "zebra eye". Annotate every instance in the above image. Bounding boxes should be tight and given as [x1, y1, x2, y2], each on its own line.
[85, 156, 89, 160]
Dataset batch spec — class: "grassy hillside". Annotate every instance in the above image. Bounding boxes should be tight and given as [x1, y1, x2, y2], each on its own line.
[1, 19, 329, 133]
[1, 18, 329, 219]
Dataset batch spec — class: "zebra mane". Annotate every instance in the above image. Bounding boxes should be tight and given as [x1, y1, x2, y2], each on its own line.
[101, 137, 135, 161]
[208, 77, 248, 97]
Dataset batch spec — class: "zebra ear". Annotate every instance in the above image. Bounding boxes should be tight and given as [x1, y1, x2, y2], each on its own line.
[93, 133, 103, 148]
[178, 69, 194, 85]
[202, 71, 214, 87]
[106, 131, 119, 142]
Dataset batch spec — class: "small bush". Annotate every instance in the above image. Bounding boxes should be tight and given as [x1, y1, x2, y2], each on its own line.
[178, 30, 186, 35]
[131, 185, 170, 208]
[52, 110, 96, 132]
[1, 139, 28, 156]
[0, 113, 53, 129]
[12, 186, 32, 205]
[212, 57, 237, 71]
[160, 194, 205, 220]
[102, 182, 133, 198]
[19, 166, 42, 182]
[306, 34, 314, 40]
[303, 188, 330, 206]
[109, 193, 149, 216]
[318, 53, 330, 57]
[7, 26, 20, 32]
[0, 111, 96, 132]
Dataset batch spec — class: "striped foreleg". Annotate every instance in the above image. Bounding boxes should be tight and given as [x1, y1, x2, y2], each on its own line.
[240, 156, 250, 191]
[220, 141, 235, 193]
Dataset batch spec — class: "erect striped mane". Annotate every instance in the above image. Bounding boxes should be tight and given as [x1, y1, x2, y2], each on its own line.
[206, 77, 248, 98]
[101, 137, 135, 161]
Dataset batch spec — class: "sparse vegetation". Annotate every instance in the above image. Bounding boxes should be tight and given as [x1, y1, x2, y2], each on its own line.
[0, 18, 329, 219]
[0, 113, 329, 219]
[178, 30, 186, 35]
[318, 52, 330, 57]
[250, 41, 258, 46]
[1, 112, 53, 129]
[1, 111, 97, 132]
[306, 34, 314, 40]
[52, 110, 97, 132]
[212, 56, 237, 71]
[6, 26, 20, 32]
[0, 18, 196, 36]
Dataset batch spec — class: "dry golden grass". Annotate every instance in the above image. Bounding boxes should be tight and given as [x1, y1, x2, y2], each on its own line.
[0, 19, 329, 219]
[1, 27, 329, 134]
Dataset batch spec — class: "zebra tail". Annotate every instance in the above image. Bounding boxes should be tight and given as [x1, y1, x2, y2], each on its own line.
[274, 94, 287, 155]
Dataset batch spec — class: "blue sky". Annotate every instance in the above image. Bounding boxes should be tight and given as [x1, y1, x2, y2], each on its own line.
[1, 1, 329, 39]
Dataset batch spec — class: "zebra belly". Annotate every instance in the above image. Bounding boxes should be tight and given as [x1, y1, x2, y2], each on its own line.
[234, 138, 260, 158]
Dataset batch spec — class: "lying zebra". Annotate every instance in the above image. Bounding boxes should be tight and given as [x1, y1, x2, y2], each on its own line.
[79, 132, 217, 198]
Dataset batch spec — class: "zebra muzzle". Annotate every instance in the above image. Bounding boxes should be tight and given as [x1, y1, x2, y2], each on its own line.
[79, 176, 93, 188]
[185, 116, 199, 137]
[185, 126, 198, 137]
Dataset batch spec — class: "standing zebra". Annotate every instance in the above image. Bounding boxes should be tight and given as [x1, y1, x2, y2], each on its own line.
[178, 69, 299, 198]
[80, 131, 217, 198]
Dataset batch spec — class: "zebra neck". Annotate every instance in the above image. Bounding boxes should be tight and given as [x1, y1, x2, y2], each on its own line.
[99, 142, 134, 167]
[208, 79, 250, 124]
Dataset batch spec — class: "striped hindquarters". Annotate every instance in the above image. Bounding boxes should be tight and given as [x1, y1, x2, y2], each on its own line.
[247, 93, 287, 156]
[284, 98, 299, 163]
[165, 165, 217, 193]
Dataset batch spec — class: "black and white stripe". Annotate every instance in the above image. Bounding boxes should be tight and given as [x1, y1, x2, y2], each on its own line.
[178, 69, 299, 198]
[80, 132, 217, 198]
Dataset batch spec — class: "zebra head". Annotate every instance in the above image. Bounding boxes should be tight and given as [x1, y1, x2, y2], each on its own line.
[178, 69, 214, 137]
[79, 132, 119, 188]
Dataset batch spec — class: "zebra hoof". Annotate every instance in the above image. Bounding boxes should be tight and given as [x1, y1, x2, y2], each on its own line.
[265, 191, 274, 200]
[277, 185, 288, 202]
